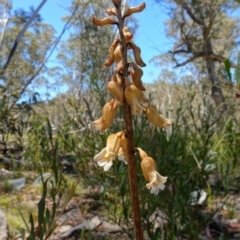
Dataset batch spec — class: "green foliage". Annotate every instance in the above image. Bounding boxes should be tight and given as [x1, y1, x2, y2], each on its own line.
[75, 80, 239, 239]
[19, 116, 78, 239]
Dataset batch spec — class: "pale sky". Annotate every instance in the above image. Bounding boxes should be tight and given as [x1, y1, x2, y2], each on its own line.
[12, 0, 171, 84]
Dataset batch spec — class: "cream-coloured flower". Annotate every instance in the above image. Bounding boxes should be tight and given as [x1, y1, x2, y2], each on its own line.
[137, 147, 167, 195]
[94, 131, 124, 171]
[92, 99, 119, 134]
[144, 105, 171, 128]
[125, 84, 148, 115]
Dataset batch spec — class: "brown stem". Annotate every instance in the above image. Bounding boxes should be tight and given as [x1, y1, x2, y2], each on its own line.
[115, 2, 143, 240]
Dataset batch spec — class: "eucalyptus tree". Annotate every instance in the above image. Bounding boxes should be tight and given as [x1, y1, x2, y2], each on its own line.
[56, 0, 116, 106]
[155, 0, 240, 112]
[0, 3, 56, 144]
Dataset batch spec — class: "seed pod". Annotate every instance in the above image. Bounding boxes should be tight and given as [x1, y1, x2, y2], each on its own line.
[122, 27, 133, 42]
[123, 2, 146, 18]
[107, 72, 123, 103]
[128, 42, 146, 67]
[116, 73, 122, 87]
[105, 39, 120, 67]
[130, 62, 145, 91]
[106, 8, 117, 16]
[114, 44, 123, 63]
[92, 16, 117, 26]
[113, 45, 125, 71]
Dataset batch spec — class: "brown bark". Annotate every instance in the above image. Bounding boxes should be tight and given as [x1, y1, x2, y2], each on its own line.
[204, 39, 227, 113]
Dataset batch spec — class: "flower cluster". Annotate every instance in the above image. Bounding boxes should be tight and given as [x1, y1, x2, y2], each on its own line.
[91, 1, 171, 194]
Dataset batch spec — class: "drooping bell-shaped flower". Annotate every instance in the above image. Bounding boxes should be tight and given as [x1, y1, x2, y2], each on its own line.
[92, 99, 120, 134]
[118, 131, 128, 164]
[144, 105, 172, 128]
[94, 131, 124, 171]
[125, 84, 148, 115]
[137, 147, 167, 195]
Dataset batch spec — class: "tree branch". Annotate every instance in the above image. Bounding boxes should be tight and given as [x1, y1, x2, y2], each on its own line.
[9, 0, 80, 110]
[0, 0, 47, 76]
[170, 48, 238, 68]
[175, 0, 205, 26]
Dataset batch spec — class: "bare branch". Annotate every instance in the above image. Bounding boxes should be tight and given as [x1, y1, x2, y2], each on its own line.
[0, 0, 47, 75]
[171, 49, 238, 68]
[175, 0, 205, 26]
[9, 0, 80, 110]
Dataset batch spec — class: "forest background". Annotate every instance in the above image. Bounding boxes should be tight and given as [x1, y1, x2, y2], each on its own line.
[0, 0, 240, 239]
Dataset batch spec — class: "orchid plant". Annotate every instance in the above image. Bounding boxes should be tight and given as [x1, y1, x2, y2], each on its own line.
[91, 1, 171, 239]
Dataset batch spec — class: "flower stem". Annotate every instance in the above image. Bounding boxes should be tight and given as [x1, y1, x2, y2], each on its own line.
[115, 3, 143, 240]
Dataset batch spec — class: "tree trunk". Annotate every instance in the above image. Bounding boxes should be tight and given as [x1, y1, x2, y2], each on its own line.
[204, 39, 227, 113]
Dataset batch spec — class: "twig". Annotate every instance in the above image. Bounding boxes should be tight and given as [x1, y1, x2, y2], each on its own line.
[0, 0, 47, 75]
[189, 147, 201, 169]
[8, 0, 79, 110]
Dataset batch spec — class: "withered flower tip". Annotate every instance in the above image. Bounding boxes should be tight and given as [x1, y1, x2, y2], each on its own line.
[106, 8, 117, 16]
[123, 2, 146, 18]
[130, 61, 145, 91]
[128, 42, 146, 67]
[92, 16, 117, 27]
